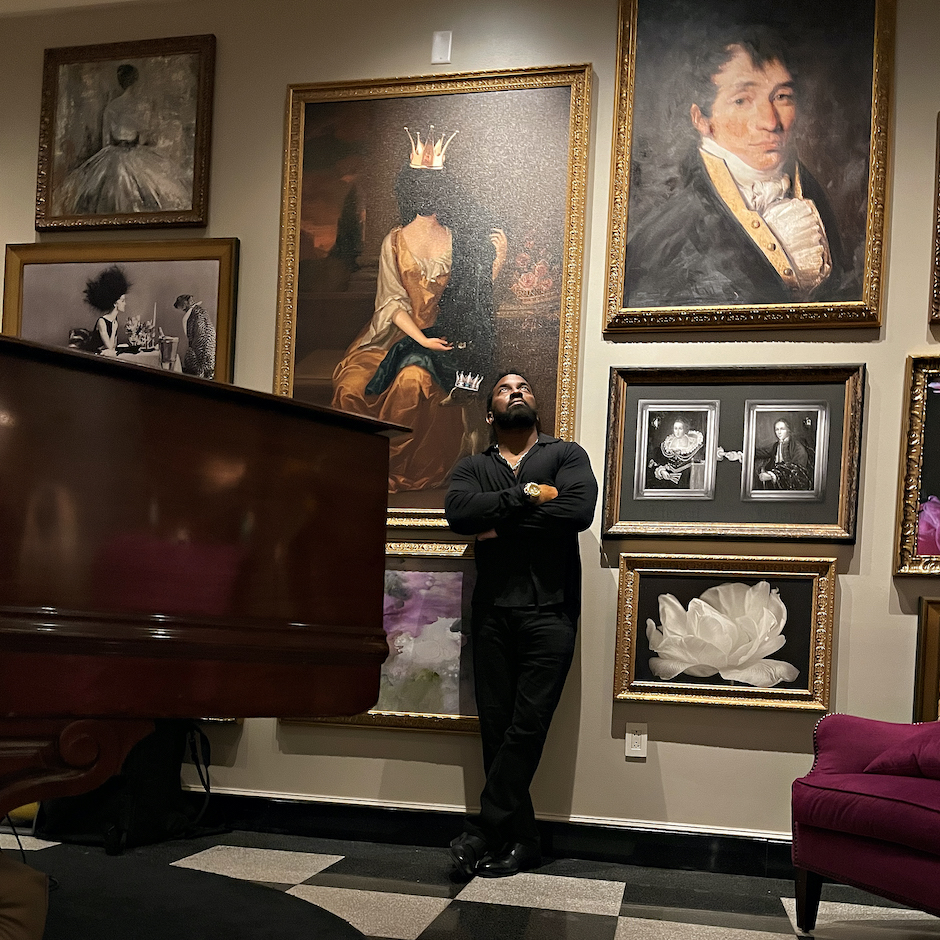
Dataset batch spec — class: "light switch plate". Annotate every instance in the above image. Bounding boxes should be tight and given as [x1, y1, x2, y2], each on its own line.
[431, 31, 452, 64]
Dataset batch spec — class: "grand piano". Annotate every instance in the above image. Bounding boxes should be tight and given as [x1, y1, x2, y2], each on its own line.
[0, 334, 399, 818]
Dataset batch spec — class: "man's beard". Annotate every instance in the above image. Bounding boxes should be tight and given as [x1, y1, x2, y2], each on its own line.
[492, 401, 538, 430]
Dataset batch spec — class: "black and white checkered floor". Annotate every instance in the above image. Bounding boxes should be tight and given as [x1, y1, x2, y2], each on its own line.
[4, 830, 938, 939]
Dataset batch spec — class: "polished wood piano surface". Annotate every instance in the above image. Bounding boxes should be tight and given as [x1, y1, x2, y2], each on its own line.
[0, 335, 400, 817]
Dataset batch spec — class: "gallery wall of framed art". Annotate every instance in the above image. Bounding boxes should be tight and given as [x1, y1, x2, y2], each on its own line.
[1, 0, 939, 845]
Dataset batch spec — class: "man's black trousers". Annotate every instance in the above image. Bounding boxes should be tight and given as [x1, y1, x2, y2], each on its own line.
[466, 605, 576, 850]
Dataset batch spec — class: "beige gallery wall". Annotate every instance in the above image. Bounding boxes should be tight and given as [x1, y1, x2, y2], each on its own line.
[0, 0, 937, 839]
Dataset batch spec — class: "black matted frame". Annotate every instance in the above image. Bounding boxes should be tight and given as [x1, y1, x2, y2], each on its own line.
[603, 365, 865, 540]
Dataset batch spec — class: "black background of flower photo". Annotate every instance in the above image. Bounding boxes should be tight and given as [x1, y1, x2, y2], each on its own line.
[633, 574, 814, 689]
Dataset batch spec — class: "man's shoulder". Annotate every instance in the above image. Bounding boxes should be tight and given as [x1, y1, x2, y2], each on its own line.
[536, 434, 592, 462]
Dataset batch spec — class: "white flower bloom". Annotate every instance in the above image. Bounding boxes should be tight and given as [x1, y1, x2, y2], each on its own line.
[646, 581, 799, 687]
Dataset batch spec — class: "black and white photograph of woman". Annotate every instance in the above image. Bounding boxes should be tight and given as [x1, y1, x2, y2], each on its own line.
[635, 401, 719, 499]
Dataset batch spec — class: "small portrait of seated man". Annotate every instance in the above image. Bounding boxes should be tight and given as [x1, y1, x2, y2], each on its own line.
[752, 417, 814, 491]
[623, 25, 857, 308]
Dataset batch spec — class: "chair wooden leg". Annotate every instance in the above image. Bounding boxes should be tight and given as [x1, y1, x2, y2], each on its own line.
[795, 866, 823, 933]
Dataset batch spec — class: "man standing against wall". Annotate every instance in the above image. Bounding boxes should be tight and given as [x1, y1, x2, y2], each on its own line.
[444, 371, 597, 878]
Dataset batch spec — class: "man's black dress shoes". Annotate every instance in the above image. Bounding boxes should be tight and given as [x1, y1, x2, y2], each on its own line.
[476, 842, 542, 878]
[449, 832, 487, 879]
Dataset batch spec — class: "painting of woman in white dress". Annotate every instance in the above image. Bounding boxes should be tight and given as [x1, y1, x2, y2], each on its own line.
[56, 63, 190, 215]
[37, 35, 215, 229]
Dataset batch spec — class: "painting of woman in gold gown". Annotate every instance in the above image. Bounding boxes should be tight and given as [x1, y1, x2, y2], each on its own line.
[331, 130, 507, 493]
[278, 69, 591, 523]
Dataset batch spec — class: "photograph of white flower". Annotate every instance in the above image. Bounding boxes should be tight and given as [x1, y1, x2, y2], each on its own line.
[646, 581, 798, 687]
[614, 553, 836, 710]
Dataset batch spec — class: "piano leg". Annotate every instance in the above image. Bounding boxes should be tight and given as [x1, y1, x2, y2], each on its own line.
[0, 719, 153, 820]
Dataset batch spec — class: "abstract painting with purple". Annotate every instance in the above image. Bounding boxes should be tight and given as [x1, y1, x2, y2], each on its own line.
[376, 568, 477, 718]
[918, 381, 940, 555]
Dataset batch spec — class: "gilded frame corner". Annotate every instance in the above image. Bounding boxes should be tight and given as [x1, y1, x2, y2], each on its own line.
[603, 364, 865, 540]
[274, 64, 592, 529]
[614, 553, 836, 710]
[285, 540, 480, 734]
[604, 0, 894, 332]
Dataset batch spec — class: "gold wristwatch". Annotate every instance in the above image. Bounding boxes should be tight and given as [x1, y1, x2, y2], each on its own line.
[523, 482, 541, 503]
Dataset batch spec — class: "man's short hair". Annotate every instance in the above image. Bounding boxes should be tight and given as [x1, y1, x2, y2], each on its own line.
[486, 369, 535, 413]
[686, 25, 795, 119]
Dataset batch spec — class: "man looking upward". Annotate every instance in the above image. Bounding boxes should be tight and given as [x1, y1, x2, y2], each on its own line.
[624, 27, 850, 307]
[444, 372, 597, 878]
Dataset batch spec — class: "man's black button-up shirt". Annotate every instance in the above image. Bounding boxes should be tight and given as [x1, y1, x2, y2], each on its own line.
[444, 433, 597, 620]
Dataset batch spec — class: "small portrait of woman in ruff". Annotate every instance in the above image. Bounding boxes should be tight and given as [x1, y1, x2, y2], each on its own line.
[635, 401, 719, 499]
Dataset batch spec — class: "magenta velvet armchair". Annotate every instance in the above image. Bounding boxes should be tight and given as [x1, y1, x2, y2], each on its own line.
[791, 713, 940, 932]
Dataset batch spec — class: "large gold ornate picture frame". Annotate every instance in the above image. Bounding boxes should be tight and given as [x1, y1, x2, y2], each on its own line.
[605, 0, 893, 332]
[614, 553, 836, 710]
[603, 365, 865, 539]
[284, 541, 479, 733]
[895, 356, 940, 575]
[275, 65, 591, 528]
[36, 34, 216, 231]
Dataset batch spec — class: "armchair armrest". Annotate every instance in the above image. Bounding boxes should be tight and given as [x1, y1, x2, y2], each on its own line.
[809, 714, 933, 775]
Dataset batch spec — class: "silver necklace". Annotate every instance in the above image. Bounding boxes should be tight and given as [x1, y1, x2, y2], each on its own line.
[497, 444, 530, 472]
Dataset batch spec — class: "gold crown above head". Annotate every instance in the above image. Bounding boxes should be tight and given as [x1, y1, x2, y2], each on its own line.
[405, 125, 457, 169]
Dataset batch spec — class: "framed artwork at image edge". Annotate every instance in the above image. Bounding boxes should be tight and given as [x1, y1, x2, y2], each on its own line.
[931, 113, 940, 324]
[282, 540, 480, 734]
[614, 553, 836, 711]
[894, 355, 940, 575]
[2, 238, 239, 384]
[36, 33, 216, 231]
[603, 364, 865, 539]
[914, 598, 940, 722]
[604, 0, 893, 332]
[273, 64, 591, 530]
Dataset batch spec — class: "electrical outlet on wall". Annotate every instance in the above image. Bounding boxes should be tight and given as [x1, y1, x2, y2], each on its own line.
[625, 723, 648, 760]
